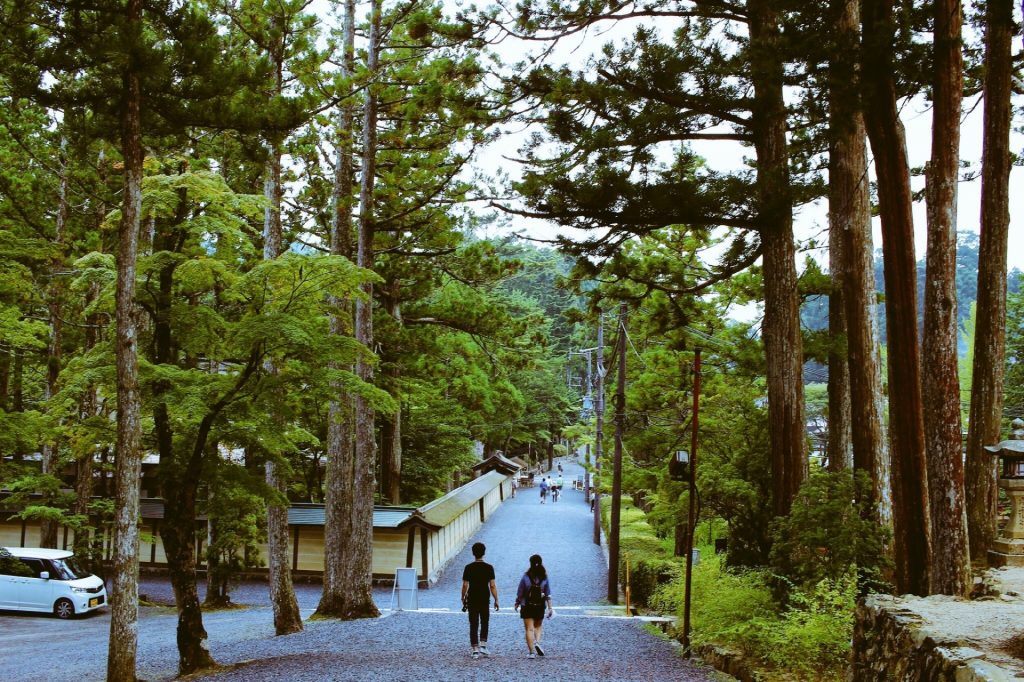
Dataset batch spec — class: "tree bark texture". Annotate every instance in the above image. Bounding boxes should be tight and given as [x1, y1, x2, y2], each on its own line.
[107, 6, 144, 676]
[965, 0, 1013, 562]
[343, 0, 383, 618]
[316, 0, 357, 618]
[40, 140, 69, 549]
[861, 0, 931, 596]
[829, 0, 893, 532]
[749, 0, 807, 517]
[263, 141, 303, 635]
[160, 479, 215, 674]
[827, 217, 854, 472]
[379, 291, 402, 505]
[922, 0, 970, 597]
[380, 403, 402, 504]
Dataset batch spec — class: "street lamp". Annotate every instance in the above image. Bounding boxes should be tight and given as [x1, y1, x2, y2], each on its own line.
[986, 418, 1024, 567]
[670, 450, 691, 482]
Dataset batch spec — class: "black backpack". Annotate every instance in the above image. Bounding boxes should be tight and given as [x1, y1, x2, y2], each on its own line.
[526, 577, 544, 608]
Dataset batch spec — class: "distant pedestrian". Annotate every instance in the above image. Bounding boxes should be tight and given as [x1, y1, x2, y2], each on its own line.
[511, 476, 518, 498]
[462, 542, 499, 659]
[539, 477, 548, 504]
[514, 554, 553, 658]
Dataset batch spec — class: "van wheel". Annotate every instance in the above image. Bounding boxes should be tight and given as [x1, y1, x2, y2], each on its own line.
[54, 598, 75, 619]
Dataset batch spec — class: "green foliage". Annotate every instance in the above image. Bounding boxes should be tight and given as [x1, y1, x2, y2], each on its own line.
[1005, 291, 1024, 423]
[769, 469, 892, 599]
[654, 554, 855, 681]
[601, 496, 682, 607]
[204, 464, 267, 601]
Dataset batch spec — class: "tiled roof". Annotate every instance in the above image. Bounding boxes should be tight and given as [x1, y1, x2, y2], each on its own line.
[471, 454, 520, 475]
[1, 494, 427, 530]
[418, 470, 506, 528]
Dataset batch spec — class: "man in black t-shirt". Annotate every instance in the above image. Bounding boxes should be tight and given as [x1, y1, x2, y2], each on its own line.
[461, 542, 499, 658]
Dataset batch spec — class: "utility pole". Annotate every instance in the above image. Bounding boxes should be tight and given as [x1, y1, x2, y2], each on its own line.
[608, 303, 628, 604]
[682, 348, 702, 657]
[584, 348, 593, 504]
[593, 314, 604, 546]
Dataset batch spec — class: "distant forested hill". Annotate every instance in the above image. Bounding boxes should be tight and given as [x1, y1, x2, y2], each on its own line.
[802, 231, 1023, 356]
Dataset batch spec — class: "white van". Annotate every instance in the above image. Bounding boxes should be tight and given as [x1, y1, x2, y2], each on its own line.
[0, 547, 107, 618]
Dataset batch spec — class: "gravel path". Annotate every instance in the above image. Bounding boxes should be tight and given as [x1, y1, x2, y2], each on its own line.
[0, 458, 716, 681]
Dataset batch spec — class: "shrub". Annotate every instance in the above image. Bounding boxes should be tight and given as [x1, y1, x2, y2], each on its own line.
[654, 555, 854, 680]
[769, 469, 892, 600]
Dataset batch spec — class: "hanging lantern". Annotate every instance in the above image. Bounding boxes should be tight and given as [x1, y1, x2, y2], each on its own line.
[669, 450, 691, 482]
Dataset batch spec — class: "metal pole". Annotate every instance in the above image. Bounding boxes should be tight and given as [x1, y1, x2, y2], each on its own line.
[682, 348, 702, 658]
[608, 303, 627, 603]
[593, 315, 604, 546]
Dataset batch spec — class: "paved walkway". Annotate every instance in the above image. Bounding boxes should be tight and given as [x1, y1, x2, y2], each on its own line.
[0, 457, 715, 681]
[409, 457, 608, 610]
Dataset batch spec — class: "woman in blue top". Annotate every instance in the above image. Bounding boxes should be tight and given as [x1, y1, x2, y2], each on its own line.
[514, 554, 553, 658]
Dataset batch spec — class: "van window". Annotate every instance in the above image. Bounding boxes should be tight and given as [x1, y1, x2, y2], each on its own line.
[50, 557, 90, 580]
[0, 558, 33, 577]
[18, 558, 46, 578]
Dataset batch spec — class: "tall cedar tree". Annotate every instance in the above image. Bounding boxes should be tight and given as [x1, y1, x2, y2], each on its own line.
[922, 0, 969, 596]
[221, 0, 323, 636]
[965, 0, 1014, 560]
[318, 0, 359, 618]
[860, 0, 931, 595]
[827, 0, 893, 542]
[349, 0, 383, 619]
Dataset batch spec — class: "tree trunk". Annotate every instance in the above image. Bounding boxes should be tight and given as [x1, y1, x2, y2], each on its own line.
[337, 0, 383, 618]
[380, 406, 402, 505]
[263, 139, 303, 635]
[861, 0, 931, 596]
[749, 0, 806, 517]
[316, 0, 357, 619]
[107, 4, 144, 676]
[827, 219, 853, 472]
[161, 488, 215, 674]
[40, 140, 69, 549]
[379, 292, 402, 505]
[965, 0, 1013, 562]
[829, 0, 893, 534]
[922, 0, 969, 597]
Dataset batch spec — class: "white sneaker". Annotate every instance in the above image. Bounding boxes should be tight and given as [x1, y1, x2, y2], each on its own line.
[534, 642, 545, 657]
[471, 650, 480, 660]
[528, 652, 536, 659]
[479, 643, 489, 656]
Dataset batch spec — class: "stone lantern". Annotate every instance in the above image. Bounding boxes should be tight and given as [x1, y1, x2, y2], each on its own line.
[986, 418, 1024, 568]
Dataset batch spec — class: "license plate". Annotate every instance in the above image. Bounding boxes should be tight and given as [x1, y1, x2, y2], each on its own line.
[89, 597, 99, 607]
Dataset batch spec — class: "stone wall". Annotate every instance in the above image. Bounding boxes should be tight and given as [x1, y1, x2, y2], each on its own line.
[851, 594, 1015, 681]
